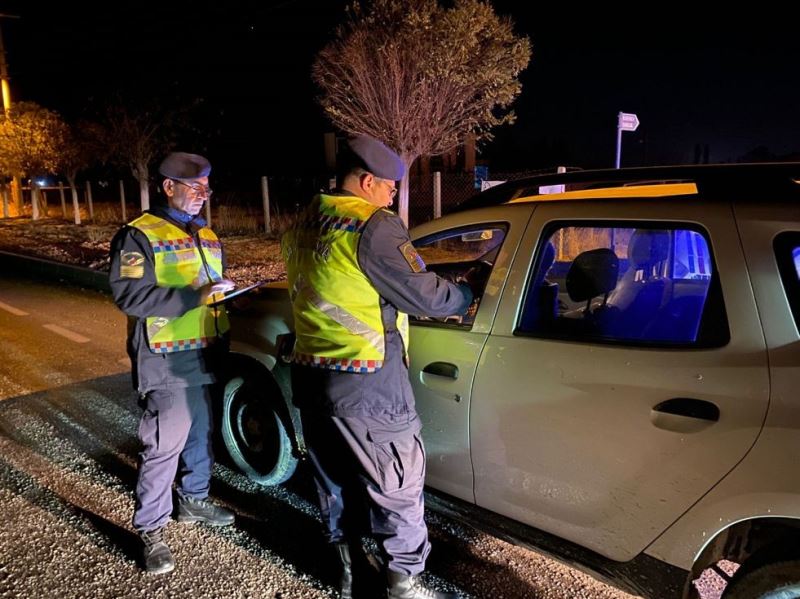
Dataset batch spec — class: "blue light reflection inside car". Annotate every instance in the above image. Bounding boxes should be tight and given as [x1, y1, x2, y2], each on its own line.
[793, 247, 800, 279]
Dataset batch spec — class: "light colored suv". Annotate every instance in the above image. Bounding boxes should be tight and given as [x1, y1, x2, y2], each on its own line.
[221, 164, 800, 598]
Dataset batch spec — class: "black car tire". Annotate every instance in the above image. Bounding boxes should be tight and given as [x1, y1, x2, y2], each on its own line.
[221, 374, 298, 486]
[723, 558, 800, 599]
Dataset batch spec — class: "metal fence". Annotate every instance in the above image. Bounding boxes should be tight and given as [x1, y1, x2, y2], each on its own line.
[2, 166, 573, 232]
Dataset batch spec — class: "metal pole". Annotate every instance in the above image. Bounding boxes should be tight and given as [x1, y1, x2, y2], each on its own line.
[59, 181, 67, 218]
[119, 180, 126, 223]
[205, 196, 211, 227]
[615, 122, 622, 169]
[433, 171, 442, 219]
[261, 176, 271, 235]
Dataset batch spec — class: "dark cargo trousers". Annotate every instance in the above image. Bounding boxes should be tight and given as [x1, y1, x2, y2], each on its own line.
[133, 386, 214, 532]
[300, 411, 431, 575]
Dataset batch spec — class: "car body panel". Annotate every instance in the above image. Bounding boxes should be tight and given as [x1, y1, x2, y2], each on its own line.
[409, 205, 532, 499]
[645, 199, 800, 569]
[466, 197, 769, 561]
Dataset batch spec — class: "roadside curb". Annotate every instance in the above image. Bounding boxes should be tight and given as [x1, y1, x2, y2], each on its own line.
[0, 250, 110, 293]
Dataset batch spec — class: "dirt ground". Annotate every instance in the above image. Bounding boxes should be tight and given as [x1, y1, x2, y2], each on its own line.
[0, 217, 285, 286]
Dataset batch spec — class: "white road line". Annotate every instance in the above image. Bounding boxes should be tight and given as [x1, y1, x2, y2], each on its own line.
[42, 323, 91, 344]
[0, 300, 29, 316]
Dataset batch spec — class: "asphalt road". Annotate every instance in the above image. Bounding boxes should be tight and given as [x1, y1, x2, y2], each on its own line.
[0, 274, 639, 599]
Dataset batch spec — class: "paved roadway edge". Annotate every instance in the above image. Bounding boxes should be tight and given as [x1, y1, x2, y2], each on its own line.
[0, 250, 110, 293]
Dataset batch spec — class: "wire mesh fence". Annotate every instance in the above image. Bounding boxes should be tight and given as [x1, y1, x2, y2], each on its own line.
[3, 166, 573, 233]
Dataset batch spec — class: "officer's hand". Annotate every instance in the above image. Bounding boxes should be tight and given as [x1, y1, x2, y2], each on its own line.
[199, 279, 236, 305]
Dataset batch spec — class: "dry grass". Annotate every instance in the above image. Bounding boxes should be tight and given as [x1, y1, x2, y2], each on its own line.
[0, 215, 286, 286]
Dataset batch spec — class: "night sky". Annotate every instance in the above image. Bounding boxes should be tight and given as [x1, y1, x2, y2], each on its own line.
[2, 1, 799, 182]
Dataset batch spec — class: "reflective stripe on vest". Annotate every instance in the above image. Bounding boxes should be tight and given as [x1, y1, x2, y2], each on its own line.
[282, 194, 409, 371]
[129, 213, 229, 353]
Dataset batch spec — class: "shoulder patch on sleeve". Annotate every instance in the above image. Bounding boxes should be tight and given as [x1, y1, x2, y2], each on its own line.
[399, 241, 425, 273]
[119, 250, 145, 279]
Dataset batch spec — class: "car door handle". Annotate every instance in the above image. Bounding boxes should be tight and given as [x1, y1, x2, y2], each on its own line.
[422, 362, 459, 380]
[652, 398, 720, 421]
[650, 398, 719, 433]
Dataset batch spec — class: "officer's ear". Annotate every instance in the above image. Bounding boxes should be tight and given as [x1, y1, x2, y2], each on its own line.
[163, 178, 175, 198]
[359, 172, 376, 194]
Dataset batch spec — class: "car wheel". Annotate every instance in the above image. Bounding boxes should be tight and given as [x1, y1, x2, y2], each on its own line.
[723, 558, 800, 599]
[221, 374, 298, 486]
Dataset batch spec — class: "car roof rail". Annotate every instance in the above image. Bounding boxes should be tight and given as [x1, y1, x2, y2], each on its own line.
[454, 162, 800, 211]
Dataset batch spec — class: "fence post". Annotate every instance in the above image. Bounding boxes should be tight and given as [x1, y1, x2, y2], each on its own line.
[85, 181, 94, 220]
[2, 186, 8, 218]
[31, 183, 40, 221]
[261, 176, 271, 235]
[205, 196, 211, 227]
[433, 171, 442, 220]
[59, 182, 67, 218]
[71, 184, 81, 225]
[119, 180, 127, 223]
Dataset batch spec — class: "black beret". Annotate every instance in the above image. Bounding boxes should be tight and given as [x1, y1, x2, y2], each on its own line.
[347, 135, 405, 181]
[158, 152, 211, 181]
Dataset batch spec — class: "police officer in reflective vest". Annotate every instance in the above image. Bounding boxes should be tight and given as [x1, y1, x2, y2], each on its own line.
[283, 136, 473, 599]
[109, 152, 236, 575]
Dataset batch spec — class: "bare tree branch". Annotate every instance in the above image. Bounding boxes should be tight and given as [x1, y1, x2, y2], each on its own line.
[313, 0, 531, 223]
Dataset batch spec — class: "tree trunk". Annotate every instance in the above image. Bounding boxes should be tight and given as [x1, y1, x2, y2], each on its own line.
[398, 154, 417, 226]
[6, 176, 22, 217]
[133, 160, 150, 212]
[138, 175, 149, 212]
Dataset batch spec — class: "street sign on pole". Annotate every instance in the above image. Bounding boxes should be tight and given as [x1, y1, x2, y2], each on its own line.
[615, 111, 640, 168]
[618, 112, 640, 132]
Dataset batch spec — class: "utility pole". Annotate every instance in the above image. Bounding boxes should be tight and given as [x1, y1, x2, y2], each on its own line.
[0, 13, 21, 216]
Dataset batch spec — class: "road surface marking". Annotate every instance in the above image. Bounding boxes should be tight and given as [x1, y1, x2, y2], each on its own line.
[42, 324, 91, 344]
[0, 301, 29, 316]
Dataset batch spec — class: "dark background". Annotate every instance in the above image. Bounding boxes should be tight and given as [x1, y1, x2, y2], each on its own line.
[2, 1, 799, 183]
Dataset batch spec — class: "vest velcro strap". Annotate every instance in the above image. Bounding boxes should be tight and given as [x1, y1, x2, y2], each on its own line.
[292, 352, 382, 373]
[151, 338, 211, 353]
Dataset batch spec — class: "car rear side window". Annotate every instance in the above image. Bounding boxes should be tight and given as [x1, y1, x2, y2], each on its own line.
[774, 232, 800, 332]
[516, 223, 729, 347]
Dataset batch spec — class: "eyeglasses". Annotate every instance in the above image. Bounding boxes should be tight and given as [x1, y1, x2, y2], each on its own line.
[173, 179, 213, 198]
[380, 179, 398, 198]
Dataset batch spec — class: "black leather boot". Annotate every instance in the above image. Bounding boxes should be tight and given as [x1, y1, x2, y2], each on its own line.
[335, 542, 354, 599]
[140, 528, 175, 575]
[386, 571, 457, 599]
[335, 541, 384, 598]
[176, 495, 235, 526]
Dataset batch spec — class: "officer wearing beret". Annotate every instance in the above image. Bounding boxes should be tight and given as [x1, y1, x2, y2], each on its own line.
[283, 135, 472, 598]
[109, 152, 236, 574]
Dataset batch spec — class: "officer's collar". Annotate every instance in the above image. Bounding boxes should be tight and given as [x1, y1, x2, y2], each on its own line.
[150, 205, 207, 230]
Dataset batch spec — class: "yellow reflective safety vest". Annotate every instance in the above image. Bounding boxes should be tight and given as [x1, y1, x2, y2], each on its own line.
[129, 212, 229, 353]
[282, 193, 409, 373]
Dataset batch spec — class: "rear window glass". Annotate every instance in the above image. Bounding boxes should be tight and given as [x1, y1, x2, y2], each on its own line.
[517, 223, 729, 347]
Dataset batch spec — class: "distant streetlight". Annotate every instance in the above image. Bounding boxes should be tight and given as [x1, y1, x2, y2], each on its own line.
[615, 111, 640, 169]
